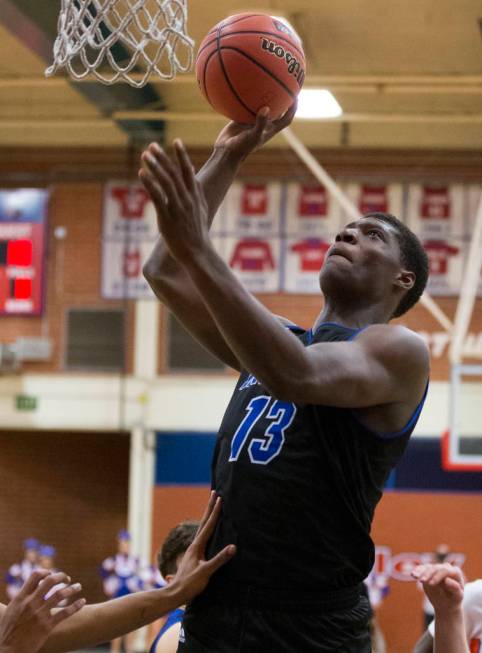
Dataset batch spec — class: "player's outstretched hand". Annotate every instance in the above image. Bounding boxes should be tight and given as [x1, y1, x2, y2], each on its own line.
[169, 492, 236, 605]
[213, 101, 297, 161]
[0, 570, 85, 653]
[140, 140, 211, 262]
[412, 563, 464, 614]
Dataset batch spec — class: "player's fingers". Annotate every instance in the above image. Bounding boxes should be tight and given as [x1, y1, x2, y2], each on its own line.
[139, 170, 169, 230]
[203, 544, 236, 575]
[139, 165, 166, 206]
[195, 496, 222, 549]
[196, 491, 217, 534]
[43, 583, 83, 611]
[252, 107, 270, 138]
[142, 152, 183, 214]
[17, 569, 51, 598]
[31, 572, 71, 606]
[428, 565, 458, 586]
[50, 598, 86, 627]
[173, 140, 197, 194]
[274, 99, 298, 129]
[444, 577, 464, 599]
[148, 143, 189, 204]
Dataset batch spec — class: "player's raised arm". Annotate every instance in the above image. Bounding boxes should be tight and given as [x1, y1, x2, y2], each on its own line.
[141, 105, 296, 371]
[141, 142, 429, 418]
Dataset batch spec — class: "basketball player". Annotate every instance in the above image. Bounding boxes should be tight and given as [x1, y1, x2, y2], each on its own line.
[413, 564, 481, 653]
[412, 563, 472, 653]
[140, 106, 430, 652]
[0, 493, 234, 653]
[149, 521, 199, 653]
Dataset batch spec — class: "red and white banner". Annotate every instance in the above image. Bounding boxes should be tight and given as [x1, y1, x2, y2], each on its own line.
[224, 236, 280, 293]
[343, 182, 403, 221]
[103, 182, 158, 240]
[406, 184, 466, 237]
[285, 182, 342, 237]
[224, 182, 282, 236]
[101, 241, 154, 299]
[424, 237, 465, 296]
[283, 237, 331, 293]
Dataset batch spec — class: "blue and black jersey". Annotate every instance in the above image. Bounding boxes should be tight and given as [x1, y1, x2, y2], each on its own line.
[205, 322, 427, 596]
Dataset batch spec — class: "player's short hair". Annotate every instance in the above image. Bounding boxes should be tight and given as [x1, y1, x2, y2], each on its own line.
[363, 212, 429, 318]
[157, 521, 199, 577]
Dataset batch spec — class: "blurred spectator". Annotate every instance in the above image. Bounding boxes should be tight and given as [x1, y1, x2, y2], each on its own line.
[100, 530, 143, 653]
[5, 538, 39, 600]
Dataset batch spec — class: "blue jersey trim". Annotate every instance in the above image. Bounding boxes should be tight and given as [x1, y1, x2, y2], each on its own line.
[149, 607, 184, 653]
[350, 383, 429, 439]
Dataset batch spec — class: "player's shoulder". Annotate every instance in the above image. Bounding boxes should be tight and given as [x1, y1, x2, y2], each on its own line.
[275, 315, 303, 330]
[357, 324, 429, 368]
[154, 621, 182, 653]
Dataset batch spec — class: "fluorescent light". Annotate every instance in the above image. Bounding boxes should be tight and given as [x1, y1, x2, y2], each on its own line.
[296, 89, 342, 119]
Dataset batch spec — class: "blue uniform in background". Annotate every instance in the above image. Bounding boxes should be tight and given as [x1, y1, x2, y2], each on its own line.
[149, 608, 184, 653]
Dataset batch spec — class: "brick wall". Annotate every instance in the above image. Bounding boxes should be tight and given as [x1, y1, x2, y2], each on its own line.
[0, 430, 129, 604]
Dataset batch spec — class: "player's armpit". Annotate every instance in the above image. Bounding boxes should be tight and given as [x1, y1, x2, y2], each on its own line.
[280, 324, 429, 409]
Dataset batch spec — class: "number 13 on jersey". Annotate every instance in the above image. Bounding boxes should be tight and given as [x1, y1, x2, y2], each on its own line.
[229, 396, 297, 465]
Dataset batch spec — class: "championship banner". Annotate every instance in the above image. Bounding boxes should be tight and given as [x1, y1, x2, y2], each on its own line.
[285, 182, 341, 236]
[343, 182, 403, 221]
[101, 241, 154, 299]
[103, 182, 158, 240]
[224, 236, 280, 293]
[424, 237, 465, 296]
[282, 237, 331, 293]
[0, 189, 48, 315]
[224, 182, 282, 236]
[102, 182, 158, 299]
[467, 186, 482, 297]
[406, 183, 467, 237]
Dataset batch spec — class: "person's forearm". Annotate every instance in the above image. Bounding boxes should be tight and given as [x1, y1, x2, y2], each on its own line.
[184, 246, 309, 396]
[433, 607, 469, 653]
[39, 586, 179, 653]
[144, 147, 241, 280]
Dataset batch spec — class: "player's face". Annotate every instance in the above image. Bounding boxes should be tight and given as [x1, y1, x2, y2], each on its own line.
[319, 217, 403, 303]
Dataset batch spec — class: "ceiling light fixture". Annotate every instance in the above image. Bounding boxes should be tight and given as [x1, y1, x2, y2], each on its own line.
[296, 89, 343, 119]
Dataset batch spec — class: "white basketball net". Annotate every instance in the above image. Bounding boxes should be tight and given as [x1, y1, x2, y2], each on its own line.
[45, 0, 194, 87]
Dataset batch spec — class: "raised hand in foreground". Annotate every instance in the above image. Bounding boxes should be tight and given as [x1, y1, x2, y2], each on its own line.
[0, 570, 84, 653]
[412, 563, 469, 653]
[169, 491, 236, 604]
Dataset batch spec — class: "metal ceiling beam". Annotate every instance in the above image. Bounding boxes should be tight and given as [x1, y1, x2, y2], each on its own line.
[0, 0, 165, 145]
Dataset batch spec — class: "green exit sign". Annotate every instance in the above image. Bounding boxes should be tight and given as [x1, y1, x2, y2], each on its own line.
[15, 395, 38, 411]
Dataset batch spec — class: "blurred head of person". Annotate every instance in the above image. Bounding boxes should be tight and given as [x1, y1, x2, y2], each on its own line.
[157, 521, 199, 584]
[38, 545, 56, 570]
[435, 543, 450, 563]
[23, 538, 40, 564]
[117, 529, 132, 555]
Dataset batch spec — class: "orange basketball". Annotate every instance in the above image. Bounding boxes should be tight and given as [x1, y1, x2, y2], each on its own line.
[195, 13, 306, 124]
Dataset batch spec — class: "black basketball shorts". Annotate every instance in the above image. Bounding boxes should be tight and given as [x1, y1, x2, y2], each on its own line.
[176, 586, 371, 653]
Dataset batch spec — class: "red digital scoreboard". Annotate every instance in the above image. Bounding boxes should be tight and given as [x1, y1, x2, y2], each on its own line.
[0, 189, 48, 316]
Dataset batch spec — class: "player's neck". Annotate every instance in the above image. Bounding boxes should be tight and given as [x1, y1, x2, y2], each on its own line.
[314, 300, 391, 331]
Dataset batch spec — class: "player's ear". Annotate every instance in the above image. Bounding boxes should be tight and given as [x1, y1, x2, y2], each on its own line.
[164, 573, 175, 584]
[394, 269, 415, 291]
